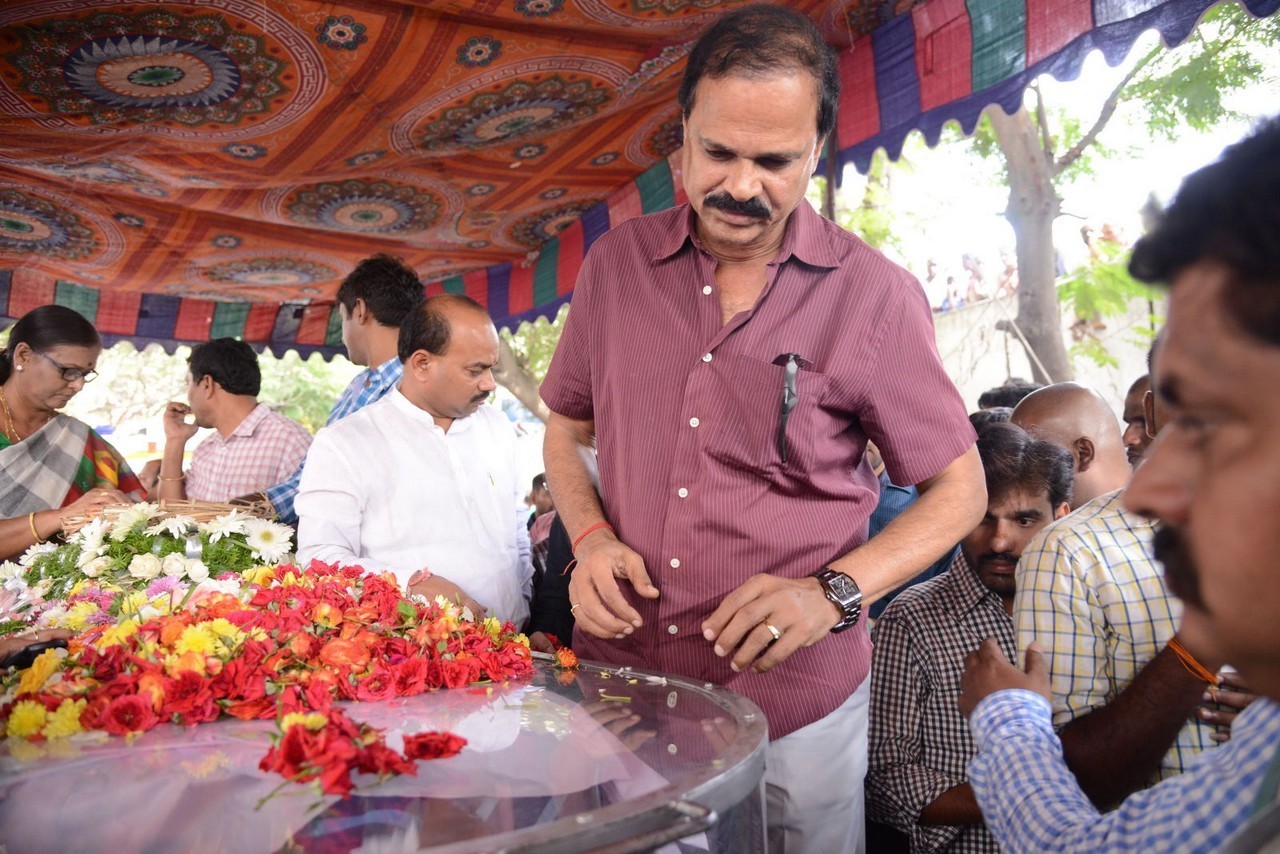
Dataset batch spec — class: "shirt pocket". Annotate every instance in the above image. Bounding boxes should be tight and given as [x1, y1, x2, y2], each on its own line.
[702, 353, 830, 476]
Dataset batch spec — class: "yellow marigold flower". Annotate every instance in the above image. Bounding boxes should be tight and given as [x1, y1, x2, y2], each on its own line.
[242, 565, 277, 587]
[280, 712, 328, 732]
[175, 624, 218, 657]
[513, 632, 531, 649]
[205, 618, 243, 641]
[6, 700, 48, 738]
[121, 591, 148, 615]
[248, 627, 269, 642]
[17, 648, 63, 695]
[68, 579, 92, 596]
[97, 618, 140, 648]
[64, 600, 101, 632]
[41, 698, 86, 739]
[482, 616, 502, 639]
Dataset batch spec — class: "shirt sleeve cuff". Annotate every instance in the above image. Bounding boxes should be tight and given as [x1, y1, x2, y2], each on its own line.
[969, 689, 1055, 747]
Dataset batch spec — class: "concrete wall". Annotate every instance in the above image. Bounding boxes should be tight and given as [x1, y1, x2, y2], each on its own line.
[933, 291, 1164, 415]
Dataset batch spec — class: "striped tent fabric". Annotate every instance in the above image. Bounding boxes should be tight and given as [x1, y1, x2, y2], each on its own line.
[0, 0, 1274, 358]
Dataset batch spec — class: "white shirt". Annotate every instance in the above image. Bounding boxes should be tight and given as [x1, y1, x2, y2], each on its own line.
[296, 388, 532, 626]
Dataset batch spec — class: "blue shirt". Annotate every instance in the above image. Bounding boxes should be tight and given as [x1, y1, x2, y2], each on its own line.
[264, 357, 403, 524]
[968, 689, 1280, 852]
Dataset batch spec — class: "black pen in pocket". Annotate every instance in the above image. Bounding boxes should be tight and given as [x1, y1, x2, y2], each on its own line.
[772, 353, 811, 463]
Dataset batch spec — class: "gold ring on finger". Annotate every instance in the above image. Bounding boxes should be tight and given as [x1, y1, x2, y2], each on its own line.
[765, 623, 781, 641]
[570, 603, 582, 614]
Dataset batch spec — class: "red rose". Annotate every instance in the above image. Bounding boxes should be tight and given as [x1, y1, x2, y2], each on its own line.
[393, 658, 428, 696]
[402, 730, 467, 761]
[354, 664, 397, 703]
[101, 694, 159, 736]
[161, 671, 219, 724]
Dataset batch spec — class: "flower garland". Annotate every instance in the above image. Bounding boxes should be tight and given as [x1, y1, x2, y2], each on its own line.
[1, 561, 535, 797]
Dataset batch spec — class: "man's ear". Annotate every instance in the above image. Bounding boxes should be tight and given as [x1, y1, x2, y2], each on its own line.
[1074, 436, 1096, 472]
[406, 349, 432, 380]
[351, 298, 370, 326]
[1052, 501, 1072, 521]
[1143, 389, 1158, 438]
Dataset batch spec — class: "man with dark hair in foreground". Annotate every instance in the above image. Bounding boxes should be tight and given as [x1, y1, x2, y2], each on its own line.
[958, 118, 1280, 852]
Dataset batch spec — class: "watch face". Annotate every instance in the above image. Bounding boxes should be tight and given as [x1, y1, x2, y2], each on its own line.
[828, 573, 860, 603]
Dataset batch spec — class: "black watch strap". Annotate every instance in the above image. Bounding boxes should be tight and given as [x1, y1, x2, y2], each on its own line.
[812, 567, 863, 633]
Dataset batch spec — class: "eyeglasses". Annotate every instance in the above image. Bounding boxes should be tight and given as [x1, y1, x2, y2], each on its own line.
[34, 350, 98, 383]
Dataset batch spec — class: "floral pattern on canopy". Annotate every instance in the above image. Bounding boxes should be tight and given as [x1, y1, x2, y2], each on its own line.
[0, 0, 1275, 357]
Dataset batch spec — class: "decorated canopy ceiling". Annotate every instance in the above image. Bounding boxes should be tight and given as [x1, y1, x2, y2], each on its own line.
[1, 0, 1275, 357]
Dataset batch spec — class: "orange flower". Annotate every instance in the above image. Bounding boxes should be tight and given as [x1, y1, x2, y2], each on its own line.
[319, 638, 370, 671]
[555, 647, 580, 669]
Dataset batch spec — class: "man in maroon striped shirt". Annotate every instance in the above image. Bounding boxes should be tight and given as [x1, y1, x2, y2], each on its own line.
[541, 6, 984, 851]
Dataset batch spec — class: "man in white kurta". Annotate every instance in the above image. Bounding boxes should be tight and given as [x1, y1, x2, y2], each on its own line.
[296, 295, 532, 627]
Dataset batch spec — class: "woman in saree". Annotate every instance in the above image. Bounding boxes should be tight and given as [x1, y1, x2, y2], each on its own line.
[0, 305, 146, 560]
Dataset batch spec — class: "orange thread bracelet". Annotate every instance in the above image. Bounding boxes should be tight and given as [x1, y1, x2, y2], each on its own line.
[571, 521, 614, 556]
[1169, 637, 1219, 685]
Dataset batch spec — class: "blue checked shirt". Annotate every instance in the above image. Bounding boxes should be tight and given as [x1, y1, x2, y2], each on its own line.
[968, 689, 1280, 853]
[264, 357, 403, 524]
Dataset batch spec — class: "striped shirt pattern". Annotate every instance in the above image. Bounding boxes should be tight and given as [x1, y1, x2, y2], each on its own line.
[1013, 489, 1214, 780]
[969, 690, 1280, 852]
[541, 200, 975, 738]
[186, 404, 311, 502]
[868, 553, 1012, 852]
[264, 357, 403, 524]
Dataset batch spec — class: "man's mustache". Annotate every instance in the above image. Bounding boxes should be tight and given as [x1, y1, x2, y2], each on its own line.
[1152, 524, 1204, 610]
[704, 192, 770, 219]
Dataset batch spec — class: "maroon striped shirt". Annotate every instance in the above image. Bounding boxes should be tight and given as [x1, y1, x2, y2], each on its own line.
[541, 201, 975, 739]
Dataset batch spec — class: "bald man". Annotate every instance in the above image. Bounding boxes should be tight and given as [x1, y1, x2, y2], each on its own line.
[1010, 382, 1131, 507]
[297, 295, 533, 626]
[1010, 382, 1214, 806]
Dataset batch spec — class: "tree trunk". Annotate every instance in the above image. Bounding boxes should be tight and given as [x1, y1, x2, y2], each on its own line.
[987, 105, 1074, 383]
[494, 336, 551, 422]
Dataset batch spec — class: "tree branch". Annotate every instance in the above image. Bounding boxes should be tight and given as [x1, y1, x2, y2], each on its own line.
[1032, 82, 1054, 161]
[1053, 44, 1161, 176]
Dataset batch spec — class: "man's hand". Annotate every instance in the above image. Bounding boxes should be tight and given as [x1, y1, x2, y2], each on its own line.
[1200, 668, 1257, 743]
[700, 574, 840, 674]
[567, 531, 659, 639]
[958, 638, 1051, 718]
[406, 571, 485, 617]
[528, 631, 557, 654]
[162, 402, 198, 444]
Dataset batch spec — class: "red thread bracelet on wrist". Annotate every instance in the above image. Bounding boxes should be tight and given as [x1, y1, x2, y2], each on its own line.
[571, 521, 614, 555]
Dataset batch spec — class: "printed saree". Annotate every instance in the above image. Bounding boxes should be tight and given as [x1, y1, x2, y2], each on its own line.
[0, 414, 146, 517]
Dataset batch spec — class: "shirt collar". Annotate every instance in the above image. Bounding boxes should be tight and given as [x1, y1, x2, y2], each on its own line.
[942, 552, 1007, 620]
[228, 403, 271, 439]
[387, 386, 479, 435]
[653, 200, 840, 270]
[366, 356, 404, 389]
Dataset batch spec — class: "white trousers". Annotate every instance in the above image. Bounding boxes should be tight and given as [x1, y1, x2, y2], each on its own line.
[764, 677, 870, 853]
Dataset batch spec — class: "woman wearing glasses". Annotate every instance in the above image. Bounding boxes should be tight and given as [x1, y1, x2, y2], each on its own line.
[0, 305, 145, 560]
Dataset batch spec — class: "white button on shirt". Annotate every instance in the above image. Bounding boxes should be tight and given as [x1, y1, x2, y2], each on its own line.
[296, 389, 532, 626]
[688, 417, 700, 428]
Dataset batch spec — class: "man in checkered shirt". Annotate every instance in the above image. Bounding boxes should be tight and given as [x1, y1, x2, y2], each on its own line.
[158, 338, 311, 502]
[1010, 383, 1217, 806]
[867, 422, 1072, 852]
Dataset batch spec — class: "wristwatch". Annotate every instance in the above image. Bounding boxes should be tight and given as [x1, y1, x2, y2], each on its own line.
[812, 567, 863, 633]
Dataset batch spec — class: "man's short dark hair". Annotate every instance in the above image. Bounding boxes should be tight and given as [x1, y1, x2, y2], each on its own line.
[531, 473, 548, 492]
[1130, 117, 1280, 347]
[336, 254, 424, 328]
[977, 421, 1075, 510]
[969, 407, 1013, 431]
[977, 379, 1043, 410]
[679, 5, 838, 140]
[397, 294, 488, 363]
[188, 338, 260, 397]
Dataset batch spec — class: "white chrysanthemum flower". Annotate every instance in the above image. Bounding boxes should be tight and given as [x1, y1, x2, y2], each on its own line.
[0, 560, 24, 581]
[72, 518, 109, 565]
[36, 605, 67, 628]
[200, 511, 248, 543]
[185, 559, 210, 584]
[137, 603, 164, 622]
[146, 515, 196, 539]
[18, 542, 59, 568]
[243, 519, 292, 564]
[128, 553, 163, 580]
[81, 556, 113, 579]
[108, 502, 161, 541]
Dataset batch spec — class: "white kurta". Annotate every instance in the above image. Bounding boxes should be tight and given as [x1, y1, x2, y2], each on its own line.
[296, 388, 532, 626]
